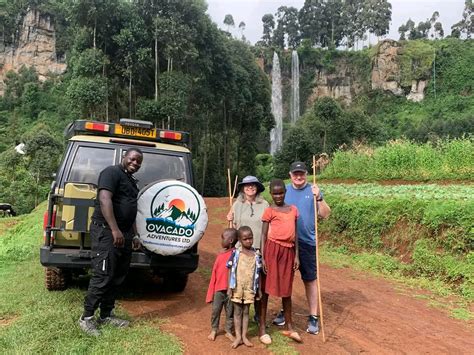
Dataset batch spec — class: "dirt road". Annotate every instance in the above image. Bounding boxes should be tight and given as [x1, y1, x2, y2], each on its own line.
[122, 198, 473, 354]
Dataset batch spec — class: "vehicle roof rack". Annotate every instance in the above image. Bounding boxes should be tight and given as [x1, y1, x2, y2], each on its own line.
[64, 119, 189, 145]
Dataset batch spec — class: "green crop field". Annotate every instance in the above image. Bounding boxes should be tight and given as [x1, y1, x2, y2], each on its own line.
[315, 182, 473, 303]
[321, 183, 474, 201]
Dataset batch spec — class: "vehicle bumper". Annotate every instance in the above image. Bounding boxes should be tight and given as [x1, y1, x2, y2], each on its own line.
[40, 246, 199, 274]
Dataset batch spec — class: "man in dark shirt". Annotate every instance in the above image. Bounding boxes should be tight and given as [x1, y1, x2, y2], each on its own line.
[79, 148, 143, 336]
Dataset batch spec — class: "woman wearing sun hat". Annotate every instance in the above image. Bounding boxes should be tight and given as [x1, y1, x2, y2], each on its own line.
[227, 175, 269, 250]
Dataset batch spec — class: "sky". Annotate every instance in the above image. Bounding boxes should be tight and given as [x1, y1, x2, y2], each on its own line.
[206, 0, 466, 44]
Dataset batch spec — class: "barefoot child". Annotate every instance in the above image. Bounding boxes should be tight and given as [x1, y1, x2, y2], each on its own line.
[206, 228, 238, 341]
[227, 226, 262, 348]
[259, 179, 301, 345]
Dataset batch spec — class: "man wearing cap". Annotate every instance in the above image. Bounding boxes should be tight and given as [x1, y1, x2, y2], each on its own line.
[273, 161, 331, 335]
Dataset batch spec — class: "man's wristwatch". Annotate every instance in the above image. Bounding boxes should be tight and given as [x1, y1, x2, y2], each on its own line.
[316, 191, 324, 202]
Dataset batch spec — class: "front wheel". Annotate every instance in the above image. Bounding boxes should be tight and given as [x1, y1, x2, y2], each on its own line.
[45, 267, 70, 291]
[163, 273, 189, 292]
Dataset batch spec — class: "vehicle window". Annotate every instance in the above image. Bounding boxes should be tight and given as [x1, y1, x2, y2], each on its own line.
[134, 152, 187, 188]
[67, 146, 115, 184]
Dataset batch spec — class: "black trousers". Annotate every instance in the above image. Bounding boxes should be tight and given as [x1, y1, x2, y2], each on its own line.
[83, 223, 133, 318]
[211, 290, 234, 333]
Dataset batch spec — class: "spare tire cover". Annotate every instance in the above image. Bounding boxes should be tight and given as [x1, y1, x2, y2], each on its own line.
[136, 180, 208, 256]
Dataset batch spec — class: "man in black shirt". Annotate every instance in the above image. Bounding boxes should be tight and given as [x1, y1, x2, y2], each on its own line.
[79, 148, 143, 336]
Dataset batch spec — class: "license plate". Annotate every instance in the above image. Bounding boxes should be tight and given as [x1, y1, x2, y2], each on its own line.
[114, 124, 156, 139]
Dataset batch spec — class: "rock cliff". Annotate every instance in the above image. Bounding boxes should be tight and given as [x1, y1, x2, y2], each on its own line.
[310, 39, 429, 105]
[371, 39, 404, 95]
[0, 9, 66, 96]
[307, 59, 365, 107]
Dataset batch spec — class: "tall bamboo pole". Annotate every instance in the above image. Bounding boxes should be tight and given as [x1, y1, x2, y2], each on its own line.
[313, 155, 326, 342]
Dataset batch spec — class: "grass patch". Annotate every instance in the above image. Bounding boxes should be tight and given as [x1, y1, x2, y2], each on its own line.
[196, 265, 212, 281]
[0, 217, 19, 236]
[247, 307, 297, 355]
[450, 308, 472, 321]
[0, 203, 45, 264]
[267, 332, 299, 355]
[0, 203, 182, 353]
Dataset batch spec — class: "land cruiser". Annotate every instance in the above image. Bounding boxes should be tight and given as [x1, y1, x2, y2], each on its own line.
[40, 119, 199, 291]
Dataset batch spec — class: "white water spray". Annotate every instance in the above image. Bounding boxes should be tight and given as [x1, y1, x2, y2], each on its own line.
[270, 52, 282, 155]
[290, 50, 300, 124]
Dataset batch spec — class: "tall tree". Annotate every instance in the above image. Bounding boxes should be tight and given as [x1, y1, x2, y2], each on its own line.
[451, 0, 473, 38]
[238, 21, 246, 40]
[299, 0, 325, 46]
[371, 0, 392, 40]
[321, 0, 345, 48]
[113, 13, 150, 119]
[434, 21, 444, 38]
[343, 0, 365, 49]
[273, 6, 300, 48]
[261, 13, 275, 46]
[223, 14, 235, 34]
[71, 0, 125, 51]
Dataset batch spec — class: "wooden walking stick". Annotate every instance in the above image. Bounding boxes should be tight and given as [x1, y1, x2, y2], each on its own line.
[232, 175, 238, 199]
[227, 168, 233, 227]
[313, 155, 326, 342]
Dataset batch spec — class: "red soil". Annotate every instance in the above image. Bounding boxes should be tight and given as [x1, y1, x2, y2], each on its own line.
[121, 197, 473, 354]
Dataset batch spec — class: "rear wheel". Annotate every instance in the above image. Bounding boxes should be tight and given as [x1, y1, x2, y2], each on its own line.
[163, 273, 189, 292]
[45, 267, 70, 291]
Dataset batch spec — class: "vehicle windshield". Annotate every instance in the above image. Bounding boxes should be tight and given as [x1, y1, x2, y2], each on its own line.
[66, 145, 188, 188]
[133, 152, 188, 188]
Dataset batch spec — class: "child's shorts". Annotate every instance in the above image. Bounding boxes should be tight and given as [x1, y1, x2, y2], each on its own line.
[299, 242, 317, 281]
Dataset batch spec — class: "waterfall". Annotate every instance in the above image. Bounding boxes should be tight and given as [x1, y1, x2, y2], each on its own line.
[270, 52, 283, 155]
[290, 50, 300, 124]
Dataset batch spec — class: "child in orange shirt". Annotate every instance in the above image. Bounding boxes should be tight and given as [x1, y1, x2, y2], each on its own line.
[206, 228, 238, 341]
[259, 179, 300, 345]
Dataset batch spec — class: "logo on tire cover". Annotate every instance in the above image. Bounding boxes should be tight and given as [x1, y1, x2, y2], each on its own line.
[146, 184, 200, 238]
[137, 181, 207, 255]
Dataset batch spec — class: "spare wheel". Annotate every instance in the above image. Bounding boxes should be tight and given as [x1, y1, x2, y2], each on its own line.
[136, 180, 208, 256]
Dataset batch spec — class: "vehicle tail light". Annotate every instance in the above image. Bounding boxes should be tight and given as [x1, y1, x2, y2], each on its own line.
[85, 122, 110, 133]
[43, 210, 56, 243]
[160, 131, 182, 141]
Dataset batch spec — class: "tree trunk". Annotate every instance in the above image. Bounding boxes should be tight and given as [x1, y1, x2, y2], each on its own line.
[323, 130, 327, 153]
[223, 101, 227, 173]
[201, 115, 210, 195]
[236, 115, 242, 171]
[103, 61, 108, 122]
[93, 17, 97, 49]
[331, 21, 334, 48]
[129, 70, 132, 119]
[155, 36, 159, 100]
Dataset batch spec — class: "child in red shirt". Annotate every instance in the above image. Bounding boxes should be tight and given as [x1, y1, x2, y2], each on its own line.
[206, 228, 238, 341]
[259, 179, 301, 344]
